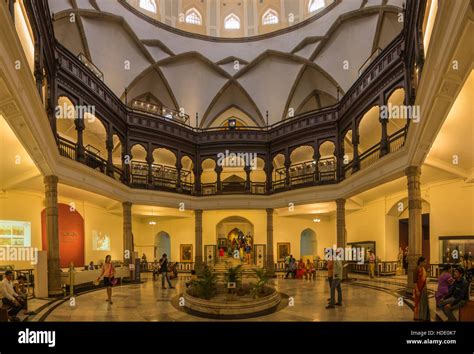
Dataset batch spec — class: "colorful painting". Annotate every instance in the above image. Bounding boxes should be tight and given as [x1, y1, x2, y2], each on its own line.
[277, 242, 291, 261]
[180, 244, 193, 262]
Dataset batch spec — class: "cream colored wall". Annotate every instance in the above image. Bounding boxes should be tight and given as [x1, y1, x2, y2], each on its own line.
[0, 189, 125, 267]
[0, 190, 43, 268]
[428, 180, 474, 264]
[273, 214, 335, 260]
[133, 216, 195, 263]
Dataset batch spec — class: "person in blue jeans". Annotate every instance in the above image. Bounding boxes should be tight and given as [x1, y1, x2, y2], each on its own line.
[439, 267, 469, 321]
[326, 258, 343, 309]
[159, 254, 174, 289]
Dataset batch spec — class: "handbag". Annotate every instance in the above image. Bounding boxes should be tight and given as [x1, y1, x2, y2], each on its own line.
[110, 277, 118, 286]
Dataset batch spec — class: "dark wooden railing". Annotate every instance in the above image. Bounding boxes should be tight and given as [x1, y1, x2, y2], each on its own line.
[58, 135, 76, 160]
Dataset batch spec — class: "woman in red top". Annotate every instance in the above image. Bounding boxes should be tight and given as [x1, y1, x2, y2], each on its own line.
[296, 259, 306, 279]
[219, 247, 225, 262]
[97, 255, 115, 304]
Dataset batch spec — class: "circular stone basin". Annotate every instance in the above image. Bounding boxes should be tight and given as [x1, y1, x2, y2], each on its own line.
[182, 289, 281, 319]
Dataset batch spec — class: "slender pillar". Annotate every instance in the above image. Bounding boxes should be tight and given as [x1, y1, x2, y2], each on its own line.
[313, 147, 321, 183]
[284, 158, 291, 189]
[121, 143, 130, 184]
[106, 130, 114, 177]
[123, 202, 133, 266]
[194, 156, 202, 194]
[244, 165, 251, 193]
[405, 166, 423, 295]
[215, 165, 222, 193]
[195, 209, 203, 272]
[265, 154, 273, 194]
[337, 135, 345, 180]
[34, 39, 43, 100]
[266, 208, 275, 276]
[74, 114, 85, 163]
[352, 124, 360, 173]
[146, 150, 154, 186]
[44, 176, 62, 296]
[380, 95, 390, 156]
[176, 151, 182, 191]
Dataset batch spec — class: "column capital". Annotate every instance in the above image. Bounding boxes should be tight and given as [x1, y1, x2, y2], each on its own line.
[122, 201, 133, 209]
[335, 198, 346, 208]
[265, 208, 274, 214]
[44, 175, 59, 185]
[405, 165, 421, 178]
[195, 209, 203, 216]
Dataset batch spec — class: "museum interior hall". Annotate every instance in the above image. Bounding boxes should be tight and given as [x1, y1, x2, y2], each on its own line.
[0, 0, 473, 324]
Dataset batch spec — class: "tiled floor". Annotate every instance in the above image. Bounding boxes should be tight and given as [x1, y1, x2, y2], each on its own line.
[38, 272, 418, 322]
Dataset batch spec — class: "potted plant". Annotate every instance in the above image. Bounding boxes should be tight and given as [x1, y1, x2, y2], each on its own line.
[225, 264, 242, 298]
[251, 268, 272, 299]
[189, 265, 217, 300]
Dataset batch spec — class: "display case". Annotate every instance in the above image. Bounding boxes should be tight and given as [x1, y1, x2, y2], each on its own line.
[439, 236, 474, 263]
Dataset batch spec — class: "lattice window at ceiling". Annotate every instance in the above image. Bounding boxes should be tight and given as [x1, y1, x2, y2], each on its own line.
[139, 0, 157, 13]
[262, 9, 279, 25]
[185, 8, 202, 25]
[224, 13, 241, 29]
[308, 0, 324, 13]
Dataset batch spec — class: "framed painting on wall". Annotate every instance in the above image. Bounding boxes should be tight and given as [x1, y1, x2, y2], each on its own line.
[180, 244, 193, 263]
[277, 242, 291, 261]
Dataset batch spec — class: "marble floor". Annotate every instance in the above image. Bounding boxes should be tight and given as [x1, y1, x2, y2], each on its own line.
[33, 272, 422, 322]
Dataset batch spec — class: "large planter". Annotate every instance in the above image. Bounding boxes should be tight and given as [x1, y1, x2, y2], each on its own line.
[183, 288, 281, 319]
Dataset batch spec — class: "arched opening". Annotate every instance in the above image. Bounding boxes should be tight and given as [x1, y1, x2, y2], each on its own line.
[130, 144, 148, 186]
[289, 145, 315, 186]
[216, 216, 254, 258]
[155, 231, 171, 260]
[56, 96, 77, 160]
[308, 0, 325, 13]
[221, 154, 246, 193]
[83, 113, 107, 159]
[139, 0, 157, 13]
[358, 106, 381, 153]
[250, 157, 266, 194]
[152, 148, 177, 188]
[181, 155, 194, 193]
[318, 140, 337, 182]
[272, 153, 286, 190]
[300, 228, 317, 260]
[386, 88, 408, 138]
[201, 158, 217, 194]
[224, 13, 240, 30]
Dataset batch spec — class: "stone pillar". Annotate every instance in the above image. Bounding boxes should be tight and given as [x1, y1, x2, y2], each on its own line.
[123, 202, 133, 266]
[74, 114, 85, 163]
[121, 143, 130, 184]
[405, 166, 423, 295]
[106, 131, 114, 177]
[195, 209, 203, 272]
[176, 152, 182, 191]
[380, 96, 390, 156]
[194, 158, 202, 195]
[266, 208, 275, 276]
[44, 176, 62, 296]
[313, 148, 321, 183]
[215, 165, 222, 193]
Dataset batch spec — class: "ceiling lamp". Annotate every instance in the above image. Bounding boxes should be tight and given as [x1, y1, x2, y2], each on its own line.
[149, 221, 156, 225]
[313, 218, 321, 223]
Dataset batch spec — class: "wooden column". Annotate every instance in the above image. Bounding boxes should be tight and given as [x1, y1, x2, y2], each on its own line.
[215, 164, 222, 193]
[106, 128, 114, 177]
[122, 202, 133, 266]
[44, 176, 62, 296]
[74, 112, 85, 163]
[352, 120, 360, 173]
[380, 94, 390, 156]
[405, 166, 423, 295]
[195, 209, 203, 271]
[244, 165, 251, 193]
[266, 208, 275, 276]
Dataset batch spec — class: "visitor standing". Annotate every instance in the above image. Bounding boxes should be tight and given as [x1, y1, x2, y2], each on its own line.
[413, 256, 430, 321]
[326, 256, 343, 309]
[0, 270, 25, 321]
[159, 253, 174, 289]
[97, 255, 115, 304]
[219, 247, 225, 262]
[368, 251, 376, 278]
[403, 246, 409, 274]
[245, 244, 252, 264]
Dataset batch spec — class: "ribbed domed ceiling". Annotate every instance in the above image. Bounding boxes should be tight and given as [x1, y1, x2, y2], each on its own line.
[50, 0, 405, 127]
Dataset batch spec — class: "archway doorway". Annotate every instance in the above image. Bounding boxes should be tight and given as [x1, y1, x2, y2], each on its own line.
[300, 228, 317, 260]
[155, 231, 171, 260]
[216, 216, 254, 256]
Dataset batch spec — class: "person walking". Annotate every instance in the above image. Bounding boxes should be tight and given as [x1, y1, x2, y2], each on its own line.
[97, 255, 115, 304]
[159, 253, 174, 289]
[326, 256, 342, 309]
[368, 251, 376, 278]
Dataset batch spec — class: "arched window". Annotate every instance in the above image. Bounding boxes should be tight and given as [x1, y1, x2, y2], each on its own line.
[185, 8, 202, 25]
[308, 0, 324, 12]
[139, 0, 156, 13]
[224, 13, 240, 30]
[262, 9, 279, 25]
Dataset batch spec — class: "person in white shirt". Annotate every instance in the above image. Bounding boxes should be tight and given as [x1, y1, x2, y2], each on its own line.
[1, 270, 25, 320]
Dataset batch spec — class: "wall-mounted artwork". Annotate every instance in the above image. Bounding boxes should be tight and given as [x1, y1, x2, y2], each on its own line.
[277, 242, 291, 261]
[92, 230, 110, 251]
[180, 244, 193, 262]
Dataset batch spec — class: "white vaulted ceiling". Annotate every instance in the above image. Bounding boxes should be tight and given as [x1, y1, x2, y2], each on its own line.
[49, 0, 404, 127]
